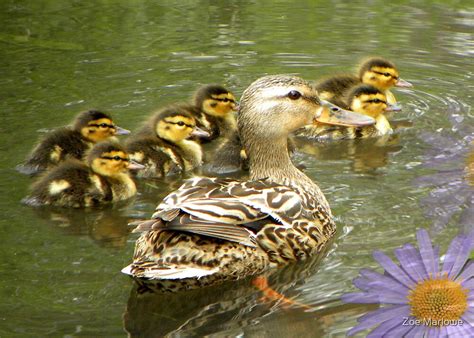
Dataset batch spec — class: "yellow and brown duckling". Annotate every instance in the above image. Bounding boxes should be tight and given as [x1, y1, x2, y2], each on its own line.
[17, 110, 130, 175]
[121, 75, 375, 292]
[125, 106, 210, 178]
[298, 84, 397, 140]
[190, 84, 238, 142]
[316, 57, 413, 106]
[22, 141, 143, 208]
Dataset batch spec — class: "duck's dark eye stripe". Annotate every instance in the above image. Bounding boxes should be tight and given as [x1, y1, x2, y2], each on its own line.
[167, 121, 193, 128]
[89, 123, 115, 128]
[366, 99, 387, 104]
[214, 97, 236, 103]
[372, 71, 395, 78]
[101, 156, 130, 162]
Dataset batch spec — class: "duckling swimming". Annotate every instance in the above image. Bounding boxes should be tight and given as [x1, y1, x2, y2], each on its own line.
[17, 110, 130, 175]
[316, 57, 412, 106]
[190, 84, 238, 142]
[126, 105, 209, 178]
[22, 141, 143, 208]
[121, 75, 375, 292]
[206, 99, 374, 174]
[298, 84, 396, 140]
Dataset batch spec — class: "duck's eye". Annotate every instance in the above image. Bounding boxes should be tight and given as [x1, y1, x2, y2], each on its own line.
[177, 121, 185, 126]
[100, 123, 109, 128]
[113, 156, 121, 161]
[288, 90, 302, 100]
[384, 73, 391, 77]
[373, 99, 381, 103]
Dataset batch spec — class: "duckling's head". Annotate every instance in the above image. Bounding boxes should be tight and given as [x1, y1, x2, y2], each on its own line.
[346, 84, 390, 118]
[88, 141, 139, 177]
[154, 105, 208, 143]
[359, 57, 412, 91]
[193, 84, 237, 117]
[74, 110, 130, 143]
[239, 75, 375, 140]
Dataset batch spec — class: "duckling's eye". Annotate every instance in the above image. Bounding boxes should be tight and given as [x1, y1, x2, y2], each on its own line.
[113, 156, 121, 161]
[100, 123, 109, 128]
[287, 90, 302, 100]
[177, 121, 185, 126]
[383, 73, 391, 77]
[373, 99, 381, 103]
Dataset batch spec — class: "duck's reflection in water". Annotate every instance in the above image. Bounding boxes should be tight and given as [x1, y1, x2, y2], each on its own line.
[294, 133, 403, 174]
[122, 243, 372, 337]
[32, 205, 133, 248]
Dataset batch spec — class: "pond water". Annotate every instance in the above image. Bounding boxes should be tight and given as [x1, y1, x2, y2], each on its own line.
[1, 0, 473, 337]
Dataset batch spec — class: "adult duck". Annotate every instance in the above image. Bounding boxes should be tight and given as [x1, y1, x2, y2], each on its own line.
[122, 75, 374, 291]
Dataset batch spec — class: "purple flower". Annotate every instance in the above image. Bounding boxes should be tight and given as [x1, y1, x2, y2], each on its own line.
[414, 113, 474, 233]
[342, 229, 474, 337]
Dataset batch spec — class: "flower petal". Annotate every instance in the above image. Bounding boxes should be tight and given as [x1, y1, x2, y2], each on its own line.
[405, 323, 429, 337]
[357, 305, 410, 327]
[461, 308, 474, 326]
[365, 316, 405, 337]
[359, 269, 409, 295]
[445, 323, 474, 337]
[458, 263, 474, 284]
[417, 228, 439, 276]
[373, 251, 416, 288]
[395, 244, 428, 282]
[384, 321, 416, 337]
[448, 234, 474, 279]
[341, 292, 379, 304]
[442, 235, 464, 276]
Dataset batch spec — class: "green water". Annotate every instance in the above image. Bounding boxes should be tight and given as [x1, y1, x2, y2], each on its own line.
[1, 1, 473, 336]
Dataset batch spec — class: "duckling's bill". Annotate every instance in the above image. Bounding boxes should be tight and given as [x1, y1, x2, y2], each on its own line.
[314, 100, 376, 127]
[128, 160, 145, 170]
[114, 126, 131, 135]
[395, 78, 413, 88]
[190, 126, 211, 138]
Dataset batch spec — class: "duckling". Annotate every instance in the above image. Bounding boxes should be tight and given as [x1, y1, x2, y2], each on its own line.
[206, 99, 374, 174]
[298, 84, 396, 140]
[121, 75, 376, 292]
[190, 84, 238, 142]
[22, 141, 143, 208]
[316, 57, 412, 106]
[17, 110, 130, 175]
[126, 106, 210, 178]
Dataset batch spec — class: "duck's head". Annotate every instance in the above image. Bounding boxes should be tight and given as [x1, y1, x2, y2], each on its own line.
[346, 84, 396, 118]
[239, 75, 375, 139]
[154, 105, 210, 143]
[193, 84, 238, 117]
[74, 110, 130, 143]
[359, 57, 412, 91]
[88, 141, 143, 177]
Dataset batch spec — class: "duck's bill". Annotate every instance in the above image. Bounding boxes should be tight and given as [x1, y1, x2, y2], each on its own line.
[385, 103, 402, 112]
[114, 126, 131, 135]
[190, 126, 211, 138]
[314, 100, 376, 127]
[395, 78, 413, 88]
[128, 160, 146, 170]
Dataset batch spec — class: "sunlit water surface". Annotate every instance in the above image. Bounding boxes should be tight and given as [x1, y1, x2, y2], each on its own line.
[1, 1, 473, 337]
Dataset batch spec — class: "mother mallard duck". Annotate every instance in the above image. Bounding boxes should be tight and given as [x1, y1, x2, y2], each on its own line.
[122, 75, 374, 291]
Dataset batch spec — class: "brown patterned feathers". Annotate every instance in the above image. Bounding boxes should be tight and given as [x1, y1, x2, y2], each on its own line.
[122, 75, 373, 291]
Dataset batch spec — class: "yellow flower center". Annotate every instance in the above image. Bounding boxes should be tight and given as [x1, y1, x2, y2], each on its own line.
[408, 276, 468, 326]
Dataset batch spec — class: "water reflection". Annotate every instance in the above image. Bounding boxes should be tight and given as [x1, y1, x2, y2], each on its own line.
[31, 205, 133, 248]
[414, 113, 474, 233]
[122, 249, 360, 337]
[294, 134, 403, 174]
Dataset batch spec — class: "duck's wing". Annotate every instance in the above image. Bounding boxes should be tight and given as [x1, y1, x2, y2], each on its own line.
[132, 177, 306, 247]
